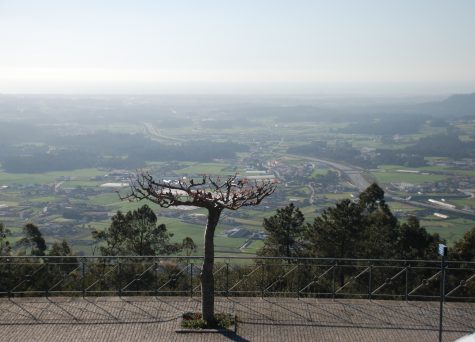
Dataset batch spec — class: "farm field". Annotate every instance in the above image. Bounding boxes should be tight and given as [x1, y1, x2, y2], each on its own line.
[420, 216, 475, 242]
[372, 171, 446, 184]
[0, 168, 105, 185]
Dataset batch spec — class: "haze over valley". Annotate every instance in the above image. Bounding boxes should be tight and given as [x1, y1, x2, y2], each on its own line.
[1, 92, 475, 254]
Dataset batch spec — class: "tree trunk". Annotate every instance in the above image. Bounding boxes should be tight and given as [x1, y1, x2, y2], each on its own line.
[201, 208, 221, 322]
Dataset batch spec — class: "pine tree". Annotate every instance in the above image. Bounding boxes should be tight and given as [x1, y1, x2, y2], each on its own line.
[258, 203, 305, 259]
[0, 223, 11, 256]
[452, 227, 475, 261]
[17, 223, 47, 256]
[92, 204, 178, 256]
[304, 199, 362, 259]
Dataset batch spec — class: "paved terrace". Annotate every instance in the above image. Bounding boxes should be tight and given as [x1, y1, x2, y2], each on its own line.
[0, 297, 473, 341]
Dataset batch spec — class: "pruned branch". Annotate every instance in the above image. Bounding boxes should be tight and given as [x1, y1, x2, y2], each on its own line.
[119, 172, 277, 211]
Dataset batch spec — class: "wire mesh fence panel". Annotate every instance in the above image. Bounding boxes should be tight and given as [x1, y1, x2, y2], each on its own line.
[0, 256, 473, 302]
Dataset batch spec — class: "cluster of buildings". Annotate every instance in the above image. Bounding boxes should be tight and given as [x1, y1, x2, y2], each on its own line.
[0, 170, 132, 240]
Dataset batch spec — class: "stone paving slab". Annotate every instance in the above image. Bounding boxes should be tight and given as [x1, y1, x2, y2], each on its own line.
[0, 297, 473, 341]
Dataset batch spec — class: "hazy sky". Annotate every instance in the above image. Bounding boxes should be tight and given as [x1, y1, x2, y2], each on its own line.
[1, 0, 475, 94]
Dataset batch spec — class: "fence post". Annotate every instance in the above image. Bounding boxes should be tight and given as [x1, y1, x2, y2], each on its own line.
[296, 263, 300, 298]
[261, 263, 265, 298]
[154, 260, 159, 297]
[226, 262, 229, 297]
[44, 257, 49, 297]
[81, 258, 86, 298]
[7, 258, 12, 298]
[332, 261, 337, 299]
[190, 263, 193, 298]
[368, 264, 372, 300]
[438, 244, 448, 342]
[135, 272, 140, 294]
[117, 260, 122, 297]
[405, 265, 409, 301]
[439, 255, 447, 342]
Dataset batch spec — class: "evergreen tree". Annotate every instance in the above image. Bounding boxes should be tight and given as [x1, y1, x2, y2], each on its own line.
[92, 204, 179, 256]
[358, 183, 388, 213]
[358, 183, 399, 259]
[397, 216, 442, 260]
[304, 184, 441, 260]
[17, 223, 47, 256]
[450, 227, 475, 295]
[304, 199, 362, 258]
[182, 237, 197, 256]
[48, 240, 73, 257]
[452, 227, 475, 261]
[0, 222, 11, 256]
[258, 203, 306, 258]
[48, 239, 78, 274]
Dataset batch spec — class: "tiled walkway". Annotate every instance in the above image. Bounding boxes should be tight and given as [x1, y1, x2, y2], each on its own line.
[0, 296, 473, 341]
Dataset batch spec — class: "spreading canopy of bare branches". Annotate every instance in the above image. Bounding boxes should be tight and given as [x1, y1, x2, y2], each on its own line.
[120, 172, 277, 211]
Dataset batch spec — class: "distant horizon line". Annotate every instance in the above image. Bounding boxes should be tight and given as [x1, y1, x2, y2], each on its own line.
[1, 90, 474, 99]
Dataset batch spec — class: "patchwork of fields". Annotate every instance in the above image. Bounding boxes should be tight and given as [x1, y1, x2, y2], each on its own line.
[1, 108, 475, 254]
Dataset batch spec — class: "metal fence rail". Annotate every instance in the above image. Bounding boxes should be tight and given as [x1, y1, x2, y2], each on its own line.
[1, 256, 474, 301]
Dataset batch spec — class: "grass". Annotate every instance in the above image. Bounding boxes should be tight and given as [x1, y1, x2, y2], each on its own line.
[452, 170, 475, 177]
[376, 164, 475, 177]
[376, 164, 449, 172]
[299, 205, 318, 220]
[242, 240, 264, 253]
[372, 171, 446, 184]
[310, 169, 328, 178]
[214, 236, 247, 249]
[181, 312, 235, 330]
[420, 216, 475, 244]
[67, 180, 101, 187]
[387, 201, 421, 212]
[232, 217, 262, 228]
[0, 202, 19, 210]
[174, 163, 234, 176]
[89, 193, 121, 206]
[323, 193, 353, 200]
[148, 215, 260, 253]
[30, 196, 58, 203]
[0, 168, 105, 185]
[450, 198, 474, 209]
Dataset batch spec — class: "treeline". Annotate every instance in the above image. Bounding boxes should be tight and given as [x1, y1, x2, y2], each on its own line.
[288, 141, 369, 167]
[371, 150, 426, 167]
[254, 185, 474, 298]
[289, 141, 424, 168]
[1, 132, 249, 173]
[405, 132, 475, 159]
[340, 115, 427, 135]
[2, 150, 99, 173]
[375, 132, 475, 165]
[373, 132, 475, 166]
[288, 131, 475, 169]
[258, 183, 475, 262]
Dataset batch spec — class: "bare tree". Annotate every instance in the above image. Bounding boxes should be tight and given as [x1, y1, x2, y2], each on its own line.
[121, 173, 276, 322]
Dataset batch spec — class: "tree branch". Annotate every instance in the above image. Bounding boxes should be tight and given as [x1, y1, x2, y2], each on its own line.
[119, 172, 276, 211]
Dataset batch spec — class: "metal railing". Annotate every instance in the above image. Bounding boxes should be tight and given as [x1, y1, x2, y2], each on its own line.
[0, 256, 474, 301]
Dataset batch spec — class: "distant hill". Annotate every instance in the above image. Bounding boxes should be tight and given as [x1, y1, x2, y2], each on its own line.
[414, 92, 475, 117]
